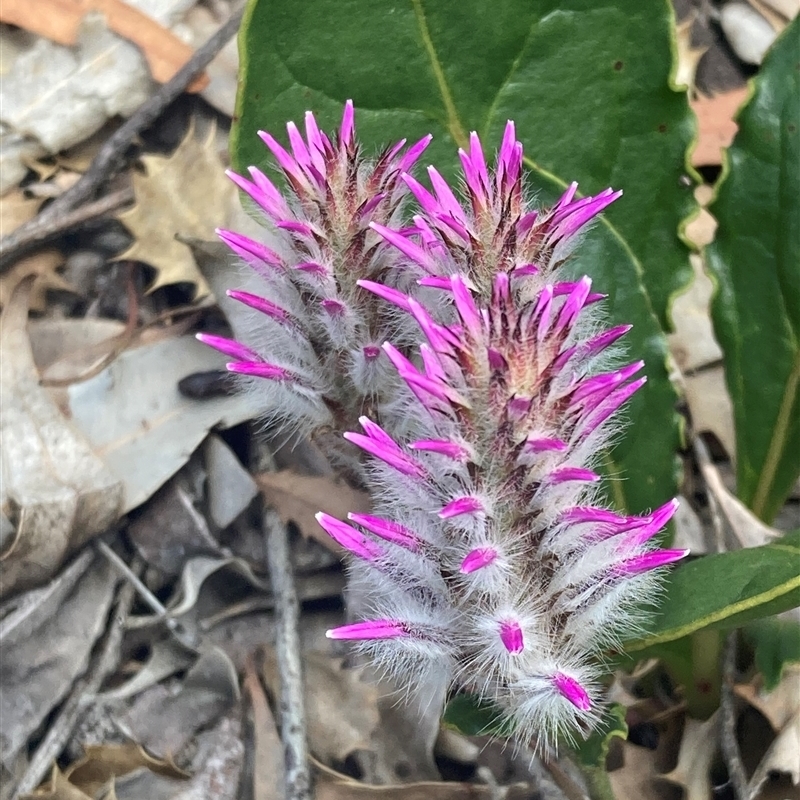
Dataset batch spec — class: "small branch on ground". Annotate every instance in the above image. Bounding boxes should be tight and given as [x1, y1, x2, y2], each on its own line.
[253, 441, 313, 800]
[720, 632, 751, 800]
[0, 8, 244, 268]
[12, 559, 138, 798]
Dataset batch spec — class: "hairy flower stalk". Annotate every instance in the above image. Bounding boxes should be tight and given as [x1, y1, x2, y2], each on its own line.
[198, 102, 432, 450]
[317, 127, 687, 752]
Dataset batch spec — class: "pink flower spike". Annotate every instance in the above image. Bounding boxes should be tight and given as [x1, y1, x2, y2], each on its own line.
[555, 276, 593, 332]
[303, 111, 326, 169]
[410, 439, 470, 461]
[427, 166, 466, 222]
[286, 120, 311, 169]
[321, 298, 347, 316]
[419, 343, 446, 381]
[623, 499, 680, 546]
[216, 228, 282, 268]
[277, 220, 316, 237]
[340, 100, 355, 147]
[398, 134, 433, 172]
[258, 130, 305, 185]
[357, 279, 413, 311]
[468, 131, 489, 190]
[407, 298, 461, 353]
[512, 263, 540, 277]
[535, 285, 555, 341]
[315, 512, 383, 561]
[418, 275, 454, 290]
[549, 467, 600, 485]
[555, 181, 579, 210]
[358, 416, 397, 447]
[572, 361, 645, 404]
[560, 506, 632, 527]
[460, 547, 498, 574]
[227, 361, 294, 381]
[517, 210, 539, 236]
[580, 377, 647, 436]
[196, 333, 259, 362]
[584, 324, 633, 357]
[326, 620, 409, 640]
[357, 192, 387, 219]
[439, 496, 484, 519]
[553, 673, 592, 711]
[369, 222, 437, 272]
[224, 169, 279, 217]
[245, 167, 291, 218]
[499, 620, 524, 654]
[226, 290, 290, 323]
[450, 275, 482, 338]
[402, 174, 440, 217]
[362, 345, 381, 360]
[343, 431, 426, 479]
[348, 513, 421, 551]
[295, 261, 330, 276]
[553, 190, 623, 241]
[620, 549, 689, 575]
[497, 120, 519, 186]
[525, 436, 568, 453]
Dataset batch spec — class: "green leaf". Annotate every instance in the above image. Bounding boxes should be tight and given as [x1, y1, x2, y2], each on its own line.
[573, 703, 628, 769]
[625, 530, 800, 653]
[705, 19, 800, 524]
[744, 617, 800, 691]
[233, 0, 694, 513]
[442, 693, 514, 737]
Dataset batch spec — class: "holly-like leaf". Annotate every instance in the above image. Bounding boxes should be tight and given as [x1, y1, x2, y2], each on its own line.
[625, 530, 800, 654]
[744, 618, 800, 691]
[705, 19, 800, 523]
[117, 123, 236, 296]
[233, 0, 695, 514]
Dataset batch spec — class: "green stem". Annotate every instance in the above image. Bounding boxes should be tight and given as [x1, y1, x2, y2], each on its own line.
[582, 766, 618, 800]
[685, 627, 723, 718]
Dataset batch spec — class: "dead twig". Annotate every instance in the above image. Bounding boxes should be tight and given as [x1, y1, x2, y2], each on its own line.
[12, 560, 138, 798]
[0, 8, 243, 268]
[720, 632, 751, 800]
[254, 443, 313, 800]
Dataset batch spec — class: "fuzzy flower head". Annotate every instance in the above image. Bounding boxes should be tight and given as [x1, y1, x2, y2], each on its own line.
[199, 102, 432, 438]
[319, 147, 686, 751]
[371, 121, 621, 298]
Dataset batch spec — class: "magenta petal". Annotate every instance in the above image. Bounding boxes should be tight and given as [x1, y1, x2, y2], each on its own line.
[315, 512, 383, 560]
[585, 324, 633, 357]
[548, 467, 600, 485]
[362, 344, 381, 360]
[398, 134, 433, 172]
[512, 263, 540, 277]
[410, 439, 470, 461]
[340, 99, 355, 147]
[571, 361, 645, 404]
[226, 290, 290, 323]
[369, 222, 437, 272]
[357, 279, 413, 311]
[623, 498, 680, 546]
[402, 173, 440, 216]
[326, 619, 409, 640]
[439, 496, 484, 519]
[286, 120, 311, 168]
[553, 673, 592, 711]
[216, 228, 282, 268]
[525, 436, 568, 453]
[499, 620, 524, 654]
[321, 298, 347, 316]
[258, 130, 305, 184]
[580, 377, 647, 436]
[620, 549, 689, 574]
[196, 333, 258, 362]
[343, 431, 426, 478]
[227, 361, 293, 381]
[460, 547, 498, 574]
[450, 275, 482, 338]
[555, 276, 592, 332]
[348, 513, 420, 551]
[560, 506, 632, 527]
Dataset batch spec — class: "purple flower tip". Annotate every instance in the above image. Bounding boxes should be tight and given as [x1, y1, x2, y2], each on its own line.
[499, 620, 524, 654]
[326, 620, 409, 640]
[553, 673, 592, 711]
[460, 547, 498, 574]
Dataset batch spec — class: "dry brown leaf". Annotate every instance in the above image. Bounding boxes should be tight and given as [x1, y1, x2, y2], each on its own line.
[0, 250, 73, 313]
[24, 766, 93, 799]
[675, 15, 708, 93]
[609, 742, 673, 800]
[690, 88, 750, 166]
[735, 665, 800, 731]
[658, 712, 719, 800]
[64, 743, 189, 796]
[264, 649, 381, 765]
[116, 123, 235, 296]
[243, 657, 284, 800]
[0, 277, 122, 596]
[0, 188, 40, 232]
[0, 0, 208, 90]
[256, 470, 372, 553]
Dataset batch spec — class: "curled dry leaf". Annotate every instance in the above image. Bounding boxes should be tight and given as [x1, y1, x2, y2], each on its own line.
[256, 470, 371, 554]
[674, 14, 708, 93]
[116, 123, 236, 296]
[658, 712, 719, 800]
[0, 552, 116, 768]
[690, 88, 750, 167]
[0, 0, 208, 89]
[263, 649, 380, 765]
[0, 278, 122, 596]
[243, 657, 284, 800]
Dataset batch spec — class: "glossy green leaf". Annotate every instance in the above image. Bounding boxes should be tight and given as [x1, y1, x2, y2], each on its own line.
[442, 693, 513, 737]
[573, 703, 628, 768]
[625, 530, 800, 653]
[233, 0, 694, 513]
[744, 617, 800, 691]
[705, 19, 800, 523]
